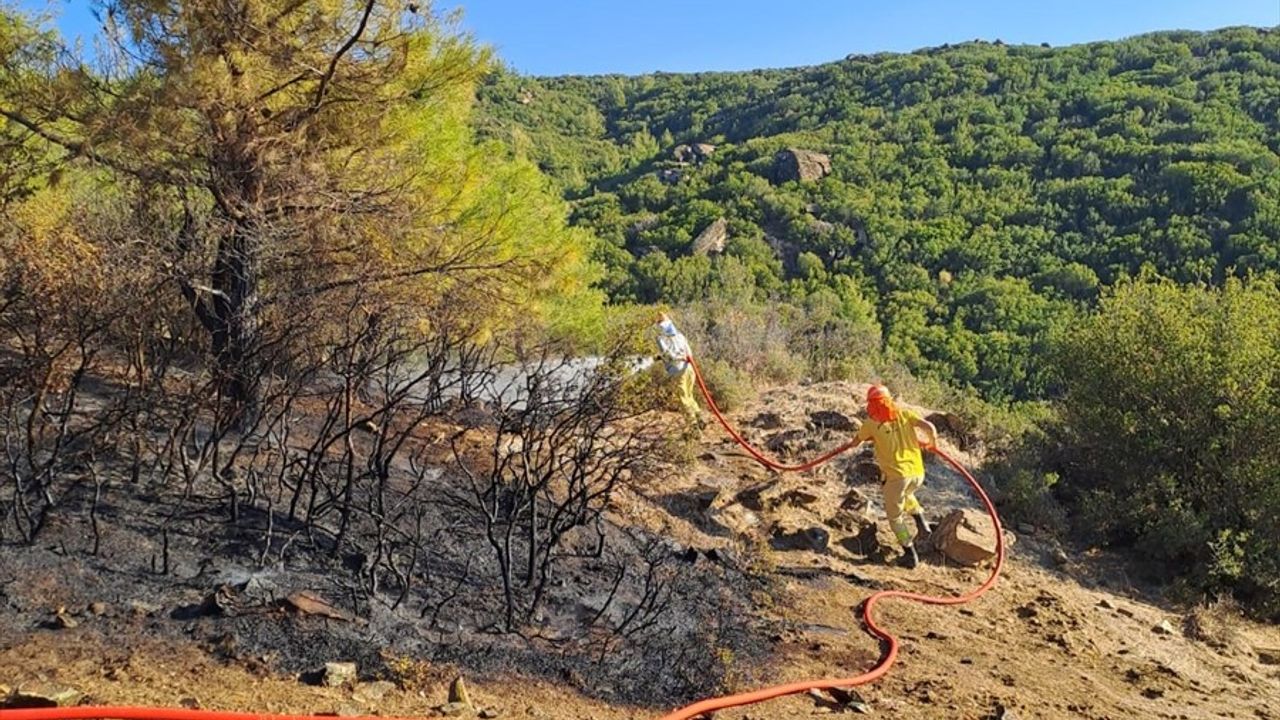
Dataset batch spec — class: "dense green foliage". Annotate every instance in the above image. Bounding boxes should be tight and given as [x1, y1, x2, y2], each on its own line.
[478, 27, 1280, 401]
[1043, 280, 1280, 619]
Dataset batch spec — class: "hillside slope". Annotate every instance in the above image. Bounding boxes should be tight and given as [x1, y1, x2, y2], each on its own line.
[3, 384, 1279, 718]
[478, 27, 1280, 401]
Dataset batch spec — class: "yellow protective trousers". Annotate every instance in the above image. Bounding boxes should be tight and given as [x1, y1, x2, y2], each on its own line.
[677, 366, 700, 422]
[883, 474, 925, 546]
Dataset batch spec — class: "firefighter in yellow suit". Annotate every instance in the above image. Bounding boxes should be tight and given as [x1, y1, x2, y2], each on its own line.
[654, 312, 701, 426]
[852, 384, 939, 569]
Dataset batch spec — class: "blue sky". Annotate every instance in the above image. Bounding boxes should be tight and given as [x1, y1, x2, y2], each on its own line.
[17, 0, 1280, 76]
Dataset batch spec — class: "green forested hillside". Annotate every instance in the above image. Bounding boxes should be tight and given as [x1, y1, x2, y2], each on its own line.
[478, 27, 1280, 402]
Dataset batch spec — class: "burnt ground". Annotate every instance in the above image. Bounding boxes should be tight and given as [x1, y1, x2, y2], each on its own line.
[0, 411, 775, 709]
[4, 380, 1280, 719]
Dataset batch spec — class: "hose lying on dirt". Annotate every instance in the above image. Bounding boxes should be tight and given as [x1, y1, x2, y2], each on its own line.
[687, 355, 861, 472]
[653, 444, 1004, 719]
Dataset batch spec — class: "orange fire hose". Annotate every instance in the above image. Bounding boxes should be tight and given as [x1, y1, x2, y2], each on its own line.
[0, 357, 1003, 720]
[654, 443, 1003, 719]
[685, 355, 861, 472]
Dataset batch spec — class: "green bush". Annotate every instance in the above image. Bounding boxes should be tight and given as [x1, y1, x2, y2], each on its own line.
[1046, 278, 1280, 620]
[696, 356, 752, 412]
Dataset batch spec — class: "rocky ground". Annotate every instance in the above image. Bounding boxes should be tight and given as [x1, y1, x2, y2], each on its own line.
[3, 380, 1279, 719]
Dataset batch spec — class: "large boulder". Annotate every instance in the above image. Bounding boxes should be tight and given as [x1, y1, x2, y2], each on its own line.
[691, 217, 729, 255]
[691, 143, 716, 160]
[672, 144, 695, 162]
[773, 148, 832, 183]
[933, 508, 998, 566]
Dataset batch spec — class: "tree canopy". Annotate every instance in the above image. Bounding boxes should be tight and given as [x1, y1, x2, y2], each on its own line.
[478, 27, 1280, 402]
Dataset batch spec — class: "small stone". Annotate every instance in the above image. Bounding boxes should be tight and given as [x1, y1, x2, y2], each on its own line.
[779, 489, 821, 507]
[334, 704, 363, 717]
[53, 608, 78, 629]
[448, 676, 474, 709]
[1116, 606, 1136, 618]
[7, 684, 84, 708]
[1016, 523, 1036, 535]
[88, 602, 108, 616]
[353, 680, 396, 704]
[1152, 620, 1177, 636]
[993, 704, 1020, 719]
[1051, 548, 1070, 566]
[285, 591, 356, 622]
[179, 698, 200, 710]
[1096, 598, 1115, 610]
[323, 662, 358, 688]
[749, 412, 783, 430]
[438, 702, 471, 717]
[129, 600, 162, 616]
[479, 710, 500, 719]
[770, 524, 830, 553]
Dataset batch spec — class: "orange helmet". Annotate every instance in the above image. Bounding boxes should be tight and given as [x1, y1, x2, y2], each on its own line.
[866, 384, 898, 423]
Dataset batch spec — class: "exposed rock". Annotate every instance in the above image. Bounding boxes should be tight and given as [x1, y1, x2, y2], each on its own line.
[285, 591, 356, 622]
[1257, 648, 1280, 665]
[1051, 548, 1070, 566]
[845, 461, 881, 485]
[197, 585, 239, 617]
[657, 168, 682, 185]
[809, 410, 855, 432]
[448, 676, 474, 710]
[749, 412, 784, 430]
[1016, 522, 1037, 535]
[826, 509, 872, 533]
[438, 702, 471, 717]
[88, 602, 108, 616]
[672, 144, 694, 162]
[1097, 598, 1115, 610]
[773, 148, 832, 183]
[765, 429, 808, 455]
[777, 488, 820, 508]
[1152, 620, 1177, 636]
[770, 524, 830, 553]
[323, 662, 357, 688]
[128, 600, 162, 616]
[933, 508, 998, 566]
[691, 217, 729, 255]
[834, 517, 885, 558]
[691, 143, 716, 160]
[688, 483, 723, 511]
[839, 488, 871, 513]
[479, 709, 500, 719]
[734, 481, 776, 512]
[352, 681, 396, 704]
[6, 684, 84, 708]
[333, 704, 363, 717]
[179, 698, 200, 710]
[52, 607, 78, 629]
